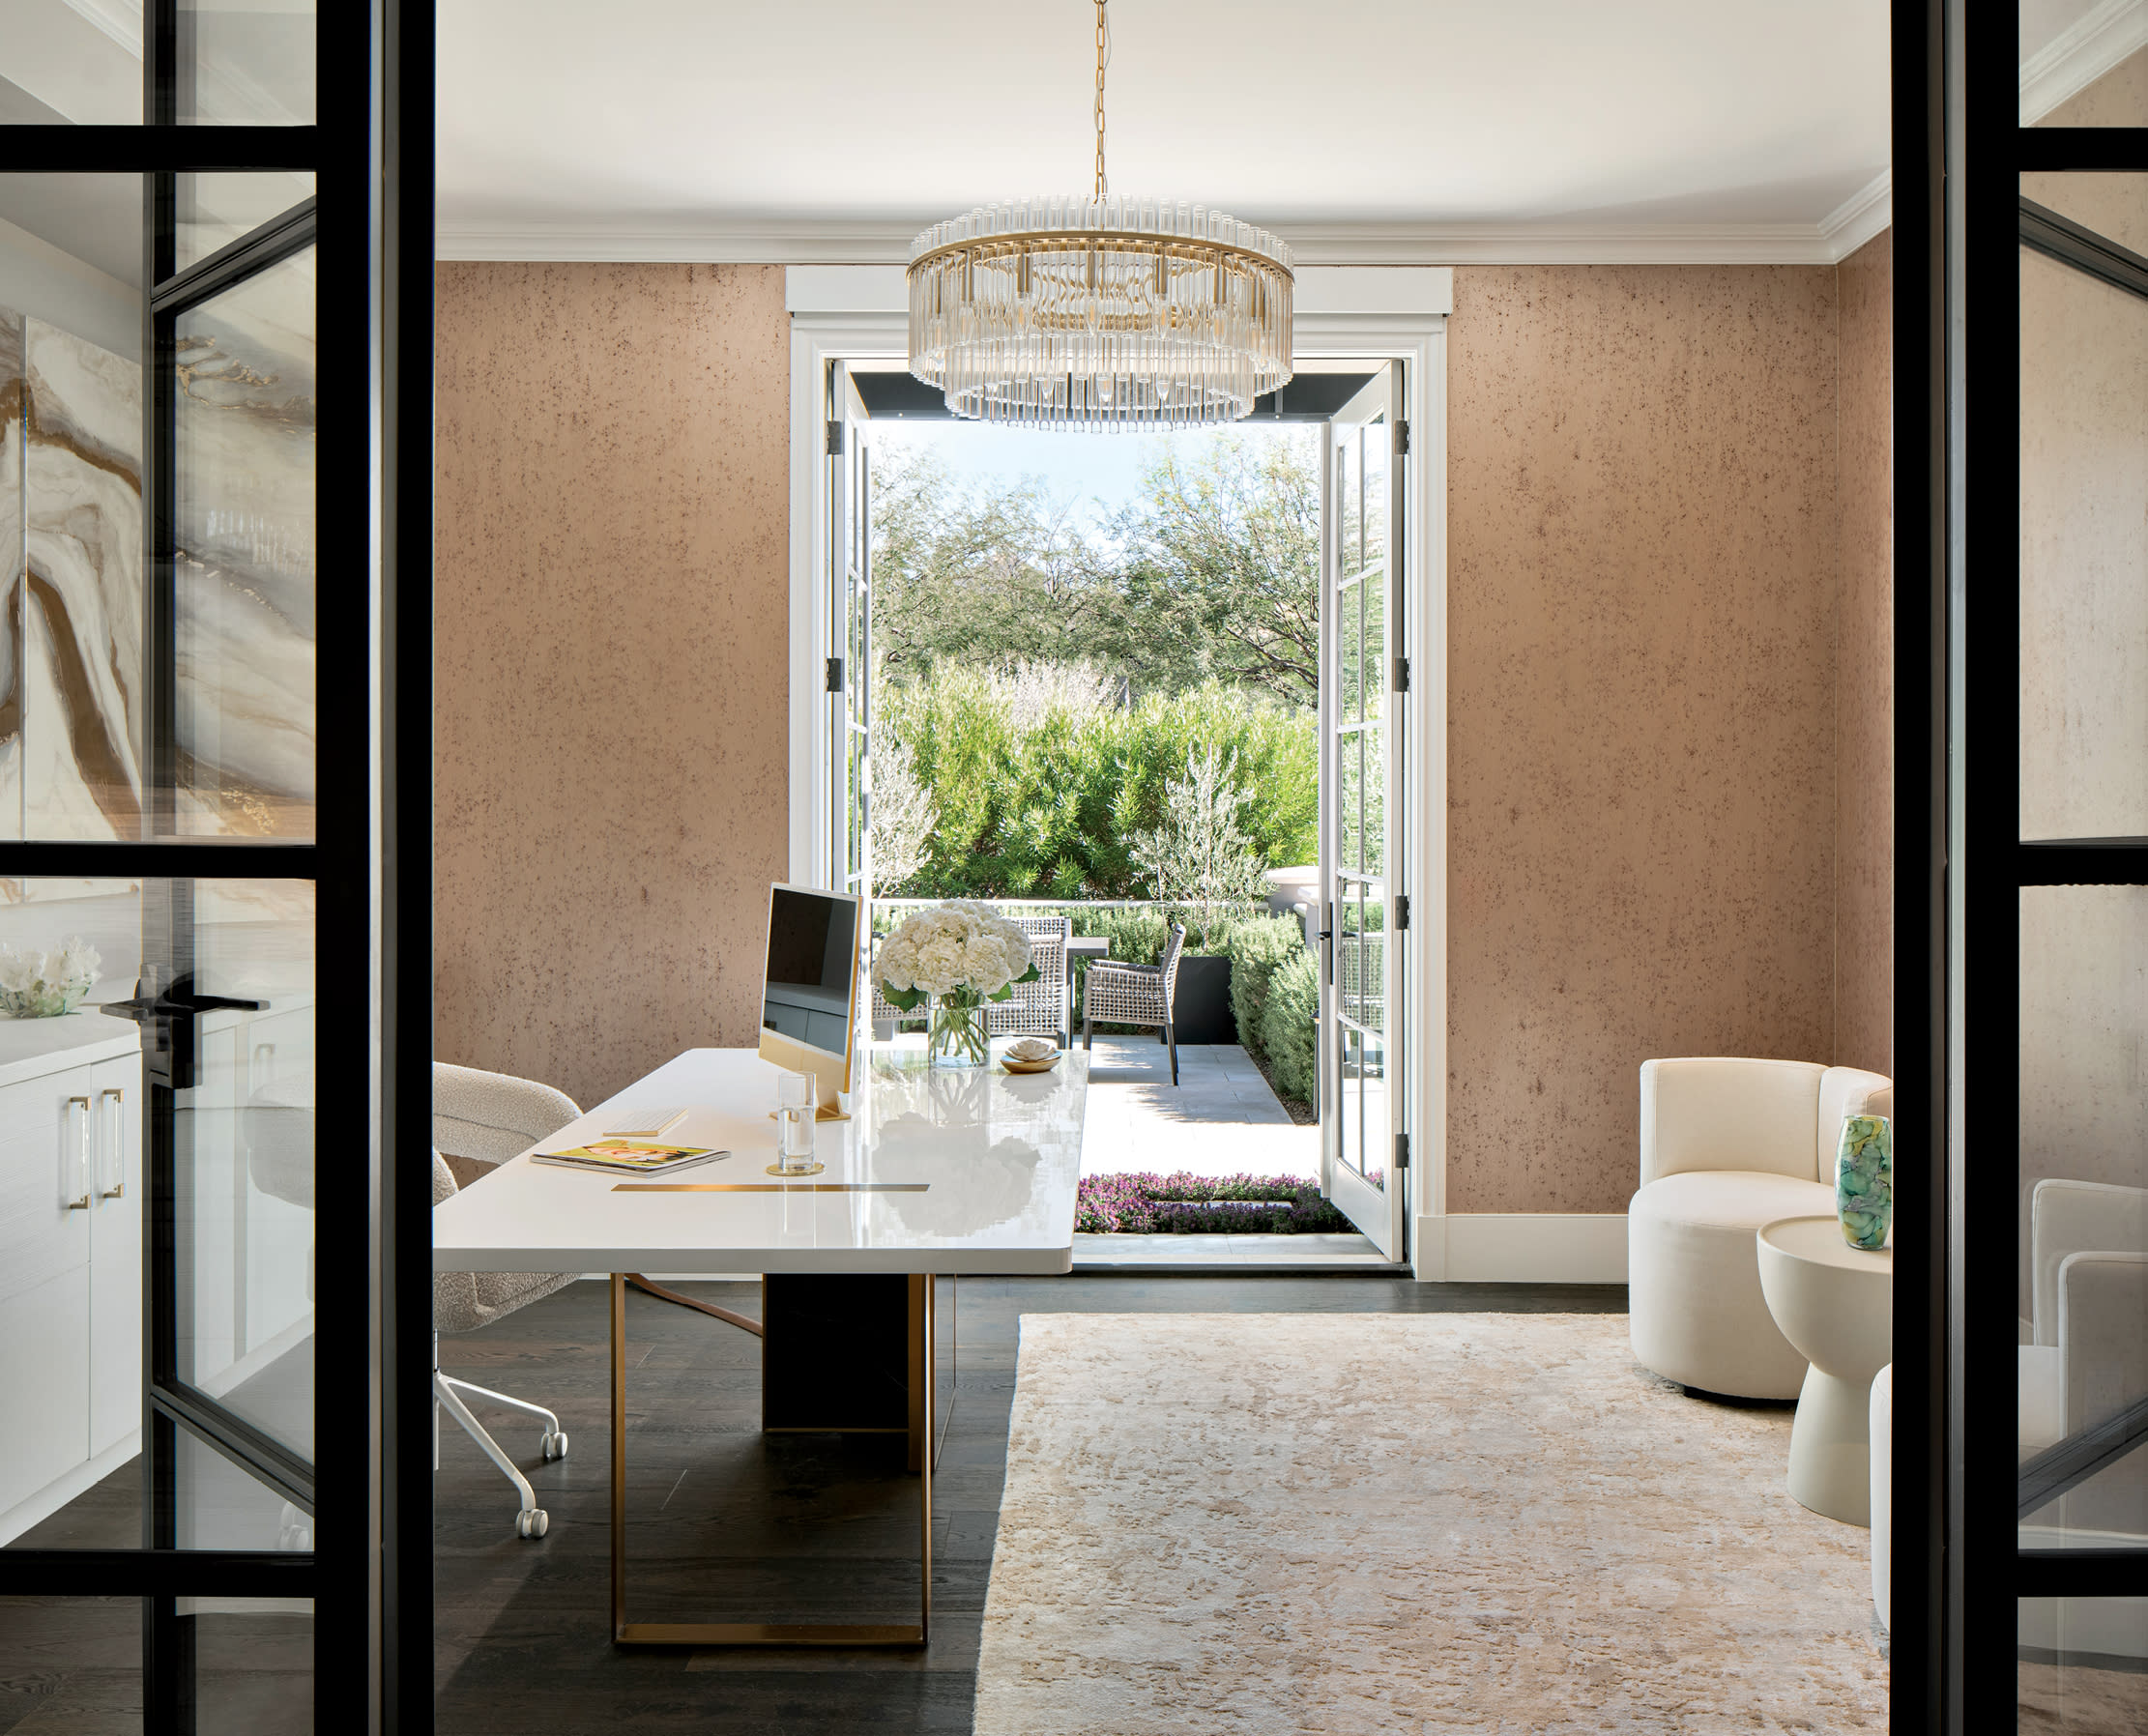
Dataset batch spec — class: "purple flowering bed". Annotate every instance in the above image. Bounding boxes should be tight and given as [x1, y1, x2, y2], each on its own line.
[1075, 1172, 1354, 1234]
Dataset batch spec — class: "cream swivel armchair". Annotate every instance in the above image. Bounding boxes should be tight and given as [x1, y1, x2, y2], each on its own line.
[1629, 1057, 1892, 1399]
[2017, 1179, 2148, 1542]
[431, 1061, 582, 1539]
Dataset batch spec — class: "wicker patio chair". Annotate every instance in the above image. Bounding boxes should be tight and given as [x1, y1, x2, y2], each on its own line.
[984, 915, 1072, 1049]
[1081, 922, 1188, 1085]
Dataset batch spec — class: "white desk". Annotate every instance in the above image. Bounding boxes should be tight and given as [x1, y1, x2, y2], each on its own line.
[432, 1045, 1087, 1276]
[431, 1044, 1089, 1648]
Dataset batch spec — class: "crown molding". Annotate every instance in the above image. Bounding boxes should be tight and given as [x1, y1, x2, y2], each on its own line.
[436, 209, 1895, 270]
[1819, 172, 1892, 260]
[2020, 0, 2148, 124]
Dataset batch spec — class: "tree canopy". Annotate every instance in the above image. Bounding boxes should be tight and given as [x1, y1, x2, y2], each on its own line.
[870, 428, 1320, 709]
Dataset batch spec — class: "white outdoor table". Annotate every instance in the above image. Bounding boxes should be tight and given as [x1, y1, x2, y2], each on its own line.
[431, 1044, 1089, 1648]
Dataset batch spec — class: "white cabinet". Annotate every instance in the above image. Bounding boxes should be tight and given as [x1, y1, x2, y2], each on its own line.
[0, 1026, 144, 1544]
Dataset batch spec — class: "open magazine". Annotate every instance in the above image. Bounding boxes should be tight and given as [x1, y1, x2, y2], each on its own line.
[530, 1139, 729, 1177]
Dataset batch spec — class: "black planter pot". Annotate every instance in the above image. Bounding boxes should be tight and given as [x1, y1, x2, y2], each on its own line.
[1171, 955, 1237, 1046]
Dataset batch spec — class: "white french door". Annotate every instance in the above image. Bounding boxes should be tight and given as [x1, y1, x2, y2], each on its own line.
[1320, 364, 1408, 1260]
[827, 362, 872, 903]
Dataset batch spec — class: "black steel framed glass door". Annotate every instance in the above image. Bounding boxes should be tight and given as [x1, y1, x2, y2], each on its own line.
[0, 4, 433, 1731]
[1901, 3, 2148, 1726]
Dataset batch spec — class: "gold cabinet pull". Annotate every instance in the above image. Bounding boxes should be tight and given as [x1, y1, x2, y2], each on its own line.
[99, 1087, 126, 1199]
[65, 1095, 91, 1208]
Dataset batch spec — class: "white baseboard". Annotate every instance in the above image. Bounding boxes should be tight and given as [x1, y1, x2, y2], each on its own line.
[1414, 1214, 1628, 1284]
[0, 1431, 140, 1548]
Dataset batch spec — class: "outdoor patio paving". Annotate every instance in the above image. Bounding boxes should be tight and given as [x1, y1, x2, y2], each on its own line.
[1077, 1035, 1319, 1180]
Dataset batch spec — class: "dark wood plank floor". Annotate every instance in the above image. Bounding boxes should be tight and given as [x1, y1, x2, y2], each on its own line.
[430, 1274, 1627, 1736]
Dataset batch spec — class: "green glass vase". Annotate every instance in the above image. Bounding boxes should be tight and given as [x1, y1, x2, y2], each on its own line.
[1835, 1114, 1893, 1251]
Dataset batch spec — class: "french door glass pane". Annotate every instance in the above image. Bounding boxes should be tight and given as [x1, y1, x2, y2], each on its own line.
[1362, 411, 1388, 580]
[193, 1604, 312, 1733]
[0, 877, 142, 1549]
[176, 245, 316, 837]
[2017, 887, 2148, 1550]
[180, 1, 317, 126]
[1338, 1025, 1363, 1179]
[2018, 1601, 2148, 1727]
[0, 1599, 139, 1725]
[2018, 241, 2148, 841]
[2022, 172, 2148, 261]
[0, 175, 148, 841]
[1338, 731, 1361, 870]
[1338, 587, 1363, 727]
[175, 879, 314, 1461]
[1362, 720, 1385, 878]
[0, 12, 141, 124]
[1340, 428, 1362, 584]
[2022, 7, 2148, 129]
[178, 170, 317, 270]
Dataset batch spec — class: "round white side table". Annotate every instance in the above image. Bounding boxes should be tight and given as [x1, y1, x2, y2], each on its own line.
[1756, 1214, 1893, 1525]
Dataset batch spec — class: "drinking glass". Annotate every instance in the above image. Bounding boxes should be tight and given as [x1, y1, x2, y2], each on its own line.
[775, 1073, 816, 1174]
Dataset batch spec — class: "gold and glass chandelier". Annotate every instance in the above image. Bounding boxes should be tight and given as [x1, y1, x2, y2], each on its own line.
[906, 0, 1293, 430]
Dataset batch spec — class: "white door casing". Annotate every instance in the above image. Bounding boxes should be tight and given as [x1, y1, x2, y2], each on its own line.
[785, 268, 1449, 1275]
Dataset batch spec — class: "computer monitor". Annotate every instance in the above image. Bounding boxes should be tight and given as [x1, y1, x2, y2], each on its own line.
[756, 882, 862, 1119]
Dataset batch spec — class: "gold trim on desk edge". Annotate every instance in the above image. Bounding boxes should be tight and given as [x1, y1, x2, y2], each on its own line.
[612, 1181, 929, 1193]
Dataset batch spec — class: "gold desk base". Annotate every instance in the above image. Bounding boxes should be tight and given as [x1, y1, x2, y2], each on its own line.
[609, 1271, 934, 1650]
[615, 1623, 925, 1648]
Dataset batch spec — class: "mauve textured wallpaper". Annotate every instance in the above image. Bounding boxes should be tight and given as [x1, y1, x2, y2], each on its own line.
[1445, 265, 1843, 1215]
[431, 255, 1895, 1218]
[1835, 231, 1894, 1080]
[432, 262, 789, 1114]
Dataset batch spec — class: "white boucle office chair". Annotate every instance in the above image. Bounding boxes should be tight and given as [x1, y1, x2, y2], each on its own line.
[432, 1061, 582, 1539]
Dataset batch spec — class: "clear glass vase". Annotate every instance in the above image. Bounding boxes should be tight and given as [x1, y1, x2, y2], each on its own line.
[928, 993, 989, 1069]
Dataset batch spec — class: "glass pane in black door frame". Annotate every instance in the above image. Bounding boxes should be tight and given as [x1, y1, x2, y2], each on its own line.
[0, 2, 429, 1732]
[1943, 10, 2148, 1725]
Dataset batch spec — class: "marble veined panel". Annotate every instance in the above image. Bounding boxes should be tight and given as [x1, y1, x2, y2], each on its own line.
[24, 317, 143, 840]
[176, 246, 316, 837]
[0, 309, 21, 841]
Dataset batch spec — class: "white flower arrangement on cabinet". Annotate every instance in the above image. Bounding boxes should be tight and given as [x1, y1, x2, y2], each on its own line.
[0, 936, 103, 1019]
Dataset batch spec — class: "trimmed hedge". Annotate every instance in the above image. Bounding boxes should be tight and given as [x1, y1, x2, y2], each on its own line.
[1228, 913, 1308, 1067]
[1075, 1172, 1351, 1234]
[1260, 948, 1321, 1105]
[881, 674, 1316, 900]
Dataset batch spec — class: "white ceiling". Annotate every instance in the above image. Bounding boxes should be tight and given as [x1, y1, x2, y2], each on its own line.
[437, 0, 1897, 263]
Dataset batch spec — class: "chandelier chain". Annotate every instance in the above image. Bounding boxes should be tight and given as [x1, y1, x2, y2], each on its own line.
[1093, 0, 1110, 199]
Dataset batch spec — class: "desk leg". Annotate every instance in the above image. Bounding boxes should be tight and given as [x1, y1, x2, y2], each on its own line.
[609, 1270, 932, 1648]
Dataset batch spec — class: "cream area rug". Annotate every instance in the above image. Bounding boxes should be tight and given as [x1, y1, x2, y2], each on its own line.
[975, 1314, 1886, 1734]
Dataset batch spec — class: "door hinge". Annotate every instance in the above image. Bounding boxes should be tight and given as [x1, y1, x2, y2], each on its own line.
[1392, 655, 1409, 693]
[1393, 1132, 1409, 1172]
[826, 656, 845, 694]
[1394, 419, 1409, 457]
[1394, 893, 1410, 931]
[826, 419, 845, 455]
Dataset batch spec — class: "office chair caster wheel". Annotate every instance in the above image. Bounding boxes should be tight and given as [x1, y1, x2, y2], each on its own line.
[515, 1508, 548, 1539]
[539, 1430, 567, 1461]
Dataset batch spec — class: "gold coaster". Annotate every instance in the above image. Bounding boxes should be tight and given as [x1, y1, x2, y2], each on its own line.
[766, 1161, 827, 1177]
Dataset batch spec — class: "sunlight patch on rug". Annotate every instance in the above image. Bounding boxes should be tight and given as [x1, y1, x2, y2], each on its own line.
[976, 1313, 1885, 1734]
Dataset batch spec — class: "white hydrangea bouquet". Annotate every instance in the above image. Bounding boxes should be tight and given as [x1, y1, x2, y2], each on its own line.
[0, 935, 102, 1019]
[874, 901, 1038, 1068]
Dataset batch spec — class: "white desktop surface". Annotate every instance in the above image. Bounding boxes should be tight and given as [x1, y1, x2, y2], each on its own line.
[430, 1045, 1088, 1276]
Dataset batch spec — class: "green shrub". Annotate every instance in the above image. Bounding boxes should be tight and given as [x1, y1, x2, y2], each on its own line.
[880, 671, 1316, 900]
[1260, 949, 1320, 1105]
[1229, 914, 1310, 1066]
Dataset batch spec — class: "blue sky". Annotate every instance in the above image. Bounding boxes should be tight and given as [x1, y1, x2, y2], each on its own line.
[870, 420, 1316, 536]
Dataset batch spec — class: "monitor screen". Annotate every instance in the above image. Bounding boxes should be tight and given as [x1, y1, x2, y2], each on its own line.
[761, 885, 859, 1060]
